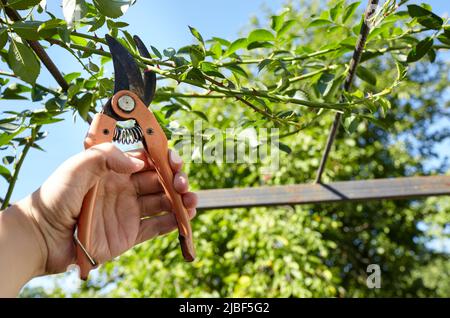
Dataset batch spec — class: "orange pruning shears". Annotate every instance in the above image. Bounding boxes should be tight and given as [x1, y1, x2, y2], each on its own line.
[75, 35, 195, 280]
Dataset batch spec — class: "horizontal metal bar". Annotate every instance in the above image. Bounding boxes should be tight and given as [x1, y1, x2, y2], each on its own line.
[196, 175, 450, 210]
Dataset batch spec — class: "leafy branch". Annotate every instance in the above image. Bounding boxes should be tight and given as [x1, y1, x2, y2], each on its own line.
[1, 125, 40, 209]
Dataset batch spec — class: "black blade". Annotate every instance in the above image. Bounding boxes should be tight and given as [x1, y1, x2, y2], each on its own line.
[105, 34, 145, 101]
[133, 35, 157, 105]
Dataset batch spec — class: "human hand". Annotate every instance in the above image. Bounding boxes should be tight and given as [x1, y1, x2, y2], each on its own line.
[17, 143, 197, 276]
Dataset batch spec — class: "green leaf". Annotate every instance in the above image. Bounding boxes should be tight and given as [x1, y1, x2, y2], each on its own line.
[257, 59, 273, 73]
[184, 68, 205, 85]
[407, 4, 443, 30]
[277, 142, 292, 154]
[8, 37, 40, 84]
[209, 42, 222, 59]
[30, 110, 64, 125]
[271, 10, 289, 32]
[31, 86, 47, 102]
[330, 1, 344, 21]
[356, 66, 377, 86]
[38, 19, 66, 35]
[189, 26, 204, 46]
[0, 28, 8, 50]
[317, 73, 334, 96]
[437, 35, 450, 46]
[0, 127, 26, 147]
[192, 110, 208, 122]
[2, 83, 30, 100]
[88, 61, 100, 72]
[225, 38, 247, 56]
[0, 165, 11, 181]
[189, 45, 205, 67]
[342, 2, 361, 23]
[2, 156, 15, 165]
[277, 20, 295, 38]
[378, 97, 391, 117]
[427, 49, 436, 63]
[74, 93, 92, 120]
[93, 0, 135, 18]
[62, 0, 87, 26]
[211, 37, 230, 47]
[6, 0, 40, 10]
[407, 37, 433, 63]
[200, 62, 224, 78]
[11, 21, 41, 41]
[163, 48, 176, 58]
[45, 97, 67, 111]
[343, 114, 359, 134]
[151, 46, 162, 59]
[247, 29, 275, 44]
[64, 72, 82, 83]
[247, 41, 274, 50]
[89, 15, 106, 32]
[307, 19, 332, 28]
[223, 64, 248, 78]
[443, 26, 450, 39]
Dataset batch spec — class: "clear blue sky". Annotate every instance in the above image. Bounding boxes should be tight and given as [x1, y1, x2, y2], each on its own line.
[1, 0, 449, 202]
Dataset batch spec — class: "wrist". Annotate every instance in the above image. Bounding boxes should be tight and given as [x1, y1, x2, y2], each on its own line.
[0, 197, 48, 295]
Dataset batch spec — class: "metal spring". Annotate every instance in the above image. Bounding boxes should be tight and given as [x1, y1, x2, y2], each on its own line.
[113, 125, 143, 144]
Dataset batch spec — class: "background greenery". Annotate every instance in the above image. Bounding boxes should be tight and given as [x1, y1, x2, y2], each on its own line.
[0, 0, 448, 297]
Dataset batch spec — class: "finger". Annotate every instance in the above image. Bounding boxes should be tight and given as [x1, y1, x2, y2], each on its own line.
[183, 192, 198, 209]
[138, 192, 197, 216]
[131, 170, 163, 195]
[126, 149, 155, 171]
[135, 208, 196, 245]
[139, 193, 171, 217]
[169, 149, 183, 172]
[132, 166, 191, 196]
[174, 172, 189, 194]
[83, 143, 144, 177]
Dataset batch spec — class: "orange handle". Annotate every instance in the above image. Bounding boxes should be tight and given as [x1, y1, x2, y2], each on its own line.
[111, 91, 195, 261]
[76, 114, 116, 280]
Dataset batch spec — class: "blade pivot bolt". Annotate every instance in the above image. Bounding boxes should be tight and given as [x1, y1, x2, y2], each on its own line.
[118, 95, 135, 112]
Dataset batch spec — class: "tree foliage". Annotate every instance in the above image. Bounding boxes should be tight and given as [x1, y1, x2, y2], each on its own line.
[0, 0, 448, 297]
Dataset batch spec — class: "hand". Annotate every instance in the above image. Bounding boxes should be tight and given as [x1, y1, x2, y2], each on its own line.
[14, 143, 197, 275]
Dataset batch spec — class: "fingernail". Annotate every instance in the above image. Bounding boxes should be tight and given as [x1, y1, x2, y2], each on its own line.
[177, 172, 188, 186]
[170, 150, 183, 165]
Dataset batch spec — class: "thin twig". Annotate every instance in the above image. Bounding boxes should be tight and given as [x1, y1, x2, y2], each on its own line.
[0, 70, 60, 96]
[315, 0, 379, 183]
[1, 126, 40, 209]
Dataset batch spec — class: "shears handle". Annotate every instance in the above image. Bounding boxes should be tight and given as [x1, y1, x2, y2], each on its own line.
[75, 114, 116, 280]
[111, 90, 195, 261]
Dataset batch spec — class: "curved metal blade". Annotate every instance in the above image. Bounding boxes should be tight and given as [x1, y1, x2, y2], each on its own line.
[105, 34, 145, 101]
[133, 35, 157, 105]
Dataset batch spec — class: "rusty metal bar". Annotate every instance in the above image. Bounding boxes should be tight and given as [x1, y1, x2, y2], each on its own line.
[196, 176, 450, 210]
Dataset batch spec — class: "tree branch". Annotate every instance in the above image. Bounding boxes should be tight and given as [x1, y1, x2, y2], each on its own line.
[1, 0, 69, 91]
[315, 0, 380, 183]
[1, 126, 40, 209]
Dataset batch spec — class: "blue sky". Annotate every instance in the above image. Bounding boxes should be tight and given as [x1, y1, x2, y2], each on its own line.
[1, 0, 449, 202]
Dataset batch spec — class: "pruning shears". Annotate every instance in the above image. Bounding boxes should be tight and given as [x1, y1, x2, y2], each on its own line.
[75, 34, 195, 280]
